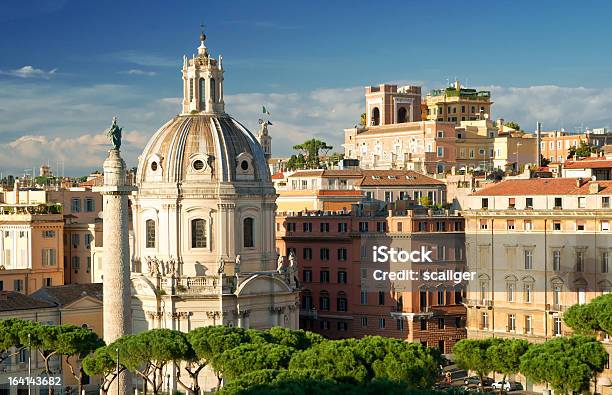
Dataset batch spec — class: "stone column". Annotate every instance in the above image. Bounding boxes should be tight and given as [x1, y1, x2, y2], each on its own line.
[94, 149, 137, 395]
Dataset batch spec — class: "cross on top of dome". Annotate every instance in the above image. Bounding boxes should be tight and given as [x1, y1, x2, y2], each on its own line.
[197, 24, 208, 58]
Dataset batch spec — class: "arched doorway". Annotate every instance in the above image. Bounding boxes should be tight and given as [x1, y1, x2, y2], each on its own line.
[371, 107, 380, 126]
[397, 107, 407, 123]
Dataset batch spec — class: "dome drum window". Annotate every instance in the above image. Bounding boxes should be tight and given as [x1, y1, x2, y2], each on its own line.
[145, 153, 163, 182]
[187, 153, 214, 179]
[235, 152, 254, 180]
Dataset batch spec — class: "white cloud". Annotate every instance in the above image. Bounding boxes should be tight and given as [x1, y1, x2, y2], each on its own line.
[0, 66, 57, 79]
[226, 86, 363, 156]
[1, 77, 611, 176]
[485, 85, 612, 131]
[120, 69, 157, 77]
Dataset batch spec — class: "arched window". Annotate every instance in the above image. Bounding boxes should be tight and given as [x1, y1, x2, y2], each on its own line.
[199, 78, 206, 107]
[243, 218, 254, 248]
[372, 107, 380, 126]
[191, 219, 207, 248]
[397, 107, 407, 123]
[210, 78, 216, 103]
[145, 219, 155, 248]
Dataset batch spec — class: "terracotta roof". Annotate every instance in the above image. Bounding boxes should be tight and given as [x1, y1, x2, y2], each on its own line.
[287, 169, 444, 186]
[564, 159, 612, 169]
[471, 178, 612, 196]
[30, 283, 103, 306]
[79, 176, 102, 188]
[271, 172, 285, 180]
[288, 170, 363, 178]
[358, 170, 444, 186]
[0, 292, 56, 312]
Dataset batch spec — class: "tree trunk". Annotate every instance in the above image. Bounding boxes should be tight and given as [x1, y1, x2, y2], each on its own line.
[216, 374, 222, 391]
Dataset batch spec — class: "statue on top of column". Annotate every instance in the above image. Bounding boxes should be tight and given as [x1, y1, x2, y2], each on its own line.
[106, 116, 122, 150]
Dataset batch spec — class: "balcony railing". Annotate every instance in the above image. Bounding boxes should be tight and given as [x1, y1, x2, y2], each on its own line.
[465, 299, 494, 308]
[175, 276, 222, 295]
[91, 173, 135, 187]
[0, 204, 62, 215]
[300, 308, 318, 319]
[546, 303, 567, 312]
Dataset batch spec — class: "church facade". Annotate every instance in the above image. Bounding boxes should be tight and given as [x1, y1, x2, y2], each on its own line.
[128, 32, 299, 336]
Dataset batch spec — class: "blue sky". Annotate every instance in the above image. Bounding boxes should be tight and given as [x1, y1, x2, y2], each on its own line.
[1, 0, 612, 175]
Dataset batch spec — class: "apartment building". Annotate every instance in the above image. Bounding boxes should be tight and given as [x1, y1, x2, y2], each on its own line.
[0, 284, 103, 395]
[0, 182, 103, 293]
[423, 80, 492, 125]
[275, 169, 447, 212]
[275, 204, 466, 353]
[344, 84, 536, 174]
[463, 177, 612, 391]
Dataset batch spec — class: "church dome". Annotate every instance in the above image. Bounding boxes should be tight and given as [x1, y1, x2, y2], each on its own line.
[136, 113, 270, 185]
[135, 32, 271, 188]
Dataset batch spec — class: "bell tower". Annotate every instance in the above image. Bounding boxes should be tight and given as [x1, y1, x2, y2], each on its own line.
[181, 29, 225, 114]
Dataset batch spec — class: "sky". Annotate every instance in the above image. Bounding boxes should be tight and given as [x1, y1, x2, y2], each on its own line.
[2, 0, 612, 175]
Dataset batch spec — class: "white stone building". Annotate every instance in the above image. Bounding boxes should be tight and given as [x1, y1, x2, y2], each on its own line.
[128, 31, 299, 343]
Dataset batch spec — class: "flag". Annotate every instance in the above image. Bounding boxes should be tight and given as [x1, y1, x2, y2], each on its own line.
[262, 106, 270, 115]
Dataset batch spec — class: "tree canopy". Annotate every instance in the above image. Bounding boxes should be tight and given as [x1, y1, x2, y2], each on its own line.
[290, 139, 333, 169]
[503, 121, 521, 131]
[564, 294, 612, 336]
[520, 335, 608, 394]
[453, 338, 499, 386]
[289, 336, 441, 387]
[568, 140, 596, 159]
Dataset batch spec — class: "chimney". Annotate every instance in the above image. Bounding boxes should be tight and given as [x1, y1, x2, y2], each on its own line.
[536, 122, 542, 167]
[589, 182, 600, 194]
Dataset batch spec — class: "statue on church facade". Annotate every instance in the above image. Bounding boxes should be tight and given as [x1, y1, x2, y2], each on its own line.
[287, 251, 297, 287]
[217, 257, 225, 275]
[234, 255, 241, 274]
[276, 254, 285, 273]
[106, 116, 122, 150]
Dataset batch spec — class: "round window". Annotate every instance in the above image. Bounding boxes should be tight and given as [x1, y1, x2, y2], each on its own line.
[193, 159, 205, 170]
[151, 161, 158, 171]
[240, 160, 249, 171]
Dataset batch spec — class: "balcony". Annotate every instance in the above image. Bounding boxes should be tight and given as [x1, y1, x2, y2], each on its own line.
[546, 303, 567, 312]
[175, 275, 223, 296]
[465, 299, 493, 309]
[91, 173, 135, 187]
[300, 308, 318, 319]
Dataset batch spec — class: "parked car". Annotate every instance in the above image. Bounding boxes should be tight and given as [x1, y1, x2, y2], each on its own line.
[464, 376, 494, 386]
[492, 381, 523, 391]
